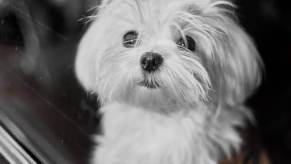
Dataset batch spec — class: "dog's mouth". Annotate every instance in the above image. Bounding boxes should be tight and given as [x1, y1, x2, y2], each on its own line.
[138, 80, 160, 89]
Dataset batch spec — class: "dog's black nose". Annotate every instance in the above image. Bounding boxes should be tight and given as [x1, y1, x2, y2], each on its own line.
[140, 52, 163, 72]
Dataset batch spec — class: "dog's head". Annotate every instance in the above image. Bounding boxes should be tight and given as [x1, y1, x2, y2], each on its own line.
[75, 0, 262, 110]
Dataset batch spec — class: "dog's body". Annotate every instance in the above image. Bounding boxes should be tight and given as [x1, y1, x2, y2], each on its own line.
[75, 0, 262, 163]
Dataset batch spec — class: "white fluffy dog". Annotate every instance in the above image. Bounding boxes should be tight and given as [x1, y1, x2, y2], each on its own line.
[75, 0, 262, 163]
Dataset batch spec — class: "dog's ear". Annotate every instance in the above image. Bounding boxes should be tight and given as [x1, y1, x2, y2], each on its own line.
[200, 1, 262, 105]
[75, 35, 97, 92]
[217, 20, 262, 105]
[75, 19, 105, 92]
[75, 0, 120, 93]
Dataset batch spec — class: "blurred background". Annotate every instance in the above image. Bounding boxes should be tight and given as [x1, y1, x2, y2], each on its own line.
[0, 0, 290, 163]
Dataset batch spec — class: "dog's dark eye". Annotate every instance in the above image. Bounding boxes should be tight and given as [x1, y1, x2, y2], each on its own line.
[176, 36, 196, 52]
[123, 31, 138, 48]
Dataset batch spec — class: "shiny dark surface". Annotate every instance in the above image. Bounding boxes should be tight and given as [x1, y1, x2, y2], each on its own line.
[0, 154, 9, 164]
[0, 43, 98, 164]
[0, 1, 101, 163]
[236, 0, 291, 163]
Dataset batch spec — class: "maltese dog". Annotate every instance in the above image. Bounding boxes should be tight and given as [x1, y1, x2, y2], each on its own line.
[75, 0, 262, 163]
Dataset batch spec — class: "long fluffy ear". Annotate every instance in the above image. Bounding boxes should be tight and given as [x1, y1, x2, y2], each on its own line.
[200, 1, 263, 105]
[75, 18, 107, 92]
[75, 0, 120, 92]
[75, 27, 98, 92]
[218, 20, 262, 105]
[75, 0, 121, 92]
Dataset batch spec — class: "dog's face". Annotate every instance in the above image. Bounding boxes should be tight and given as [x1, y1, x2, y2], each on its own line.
[75, 0, 261, 110]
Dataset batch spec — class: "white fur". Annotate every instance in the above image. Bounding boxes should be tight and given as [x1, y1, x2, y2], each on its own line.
[75, 0, 262, 163]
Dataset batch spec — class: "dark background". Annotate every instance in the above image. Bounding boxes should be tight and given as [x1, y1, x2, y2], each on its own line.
[0, 0, 290, 163]
[236, 0, 291, 163]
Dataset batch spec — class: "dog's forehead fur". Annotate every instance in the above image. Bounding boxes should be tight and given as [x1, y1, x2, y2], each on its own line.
[100, 0, 234, 24]
[97, 0, 236, 46]
[102, 0, 218, 10]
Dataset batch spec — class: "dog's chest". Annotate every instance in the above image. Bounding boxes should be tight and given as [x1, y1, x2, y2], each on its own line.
[93, 103, 216, 164]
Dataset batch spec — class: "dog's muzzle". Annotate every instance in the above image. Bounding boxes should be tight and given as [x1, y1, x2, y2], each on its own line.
[139, 52, 163, 89]
[139, 80, 160, 89]
[140, 52, 163, 73]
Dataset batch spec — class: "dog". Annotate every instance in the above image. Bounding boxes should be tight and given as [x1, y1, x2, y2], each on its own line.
[75, 0, 262, 163]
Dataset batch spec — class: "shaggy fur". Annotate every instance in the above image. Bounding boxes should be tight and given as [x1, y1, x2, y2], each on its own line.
[75, 0, 262, 163]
